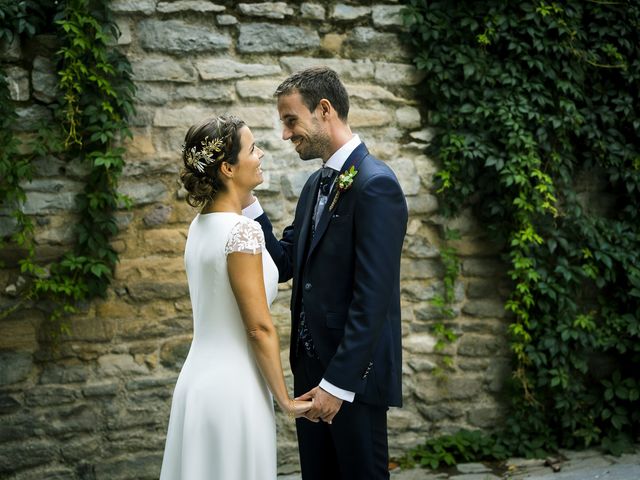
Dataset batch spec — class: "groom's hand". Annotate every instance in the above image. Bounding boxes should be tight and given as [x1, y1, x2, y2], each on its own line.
[297, 386, 343, 424]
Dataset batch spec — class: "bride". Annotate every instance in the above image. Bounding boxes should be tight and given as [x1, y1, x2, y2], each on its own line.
[159, 115, 312, 479]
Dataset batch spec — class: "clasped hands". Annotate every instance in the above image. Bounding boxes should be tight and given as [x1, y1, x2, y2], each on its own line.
[295, 386, 343, 424]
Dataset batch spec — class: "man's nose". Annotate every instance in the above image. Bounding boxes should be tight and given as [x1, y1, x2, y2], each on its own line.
[282, 127, 292, 141]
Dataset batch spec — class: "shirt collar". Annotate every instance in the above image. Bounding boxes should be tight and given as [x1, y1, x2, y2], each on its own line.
[324, 135, 361, 172]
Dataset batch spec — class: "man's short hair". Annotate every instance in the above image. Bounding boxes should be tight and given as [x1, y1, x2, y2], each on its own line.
[275, 66, 350, 121]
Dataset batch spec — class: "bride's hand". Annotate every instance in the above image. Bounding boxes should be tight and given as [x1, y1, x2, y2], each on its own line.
[287, 399, 313, 418]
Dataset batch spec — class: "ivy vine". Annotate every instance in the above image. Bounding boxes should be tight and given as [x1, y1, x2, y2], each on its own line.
[0, 0, 134, 332]
[402, 0, 639, 458]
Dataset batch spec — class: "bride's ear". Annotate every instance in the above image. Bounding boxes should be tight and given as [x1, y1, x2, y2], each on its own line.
[219, 161, 235, 180]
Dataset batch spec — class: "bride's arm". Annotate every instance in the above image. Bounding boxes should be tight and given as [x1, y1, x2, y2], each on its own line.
[227, 251, 310, 417]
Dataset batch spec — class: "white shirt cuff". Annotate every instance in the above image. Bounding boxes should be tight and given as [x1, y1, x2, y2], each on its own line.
[319, 379, 355, 403]
[242, 198, 264, 219]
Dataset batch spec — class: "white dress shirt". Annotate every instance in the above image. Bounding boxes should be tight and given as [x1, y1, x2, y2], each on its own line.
[242, 135, 362, 403]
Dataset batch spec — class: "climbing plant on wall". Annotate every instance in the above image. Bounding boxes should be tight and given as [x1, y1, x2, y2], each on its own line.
[0, 0, 134, 332]
[402, 0, 640, 456]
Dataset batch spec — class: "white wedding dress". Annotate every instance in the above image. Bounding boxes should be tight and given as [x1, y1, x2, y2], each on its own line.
[160, 213, 279, 480]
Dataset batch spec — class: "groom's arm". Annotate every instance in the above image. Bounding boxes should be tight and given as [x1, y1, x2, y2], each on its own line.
[243, 198, 294, 283]
[323, 172, 407, 393]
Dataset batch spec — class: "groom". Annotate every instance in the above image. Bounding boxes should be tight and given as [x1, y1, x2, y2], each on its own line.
[244, 67, 407, 480]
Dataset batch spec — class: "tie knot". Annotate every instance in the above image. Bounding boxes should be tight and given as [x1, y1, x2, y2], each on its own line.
[319, 168, 335, 195]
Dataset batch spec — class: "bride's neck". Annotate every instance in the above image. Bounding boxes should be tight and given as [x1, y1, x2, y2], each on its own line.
[201, 189, 243, 215]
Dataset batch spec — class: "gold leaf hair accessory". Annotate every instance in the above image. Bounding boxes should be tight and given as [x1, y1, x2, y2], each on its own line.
[183, 136, 225, 174]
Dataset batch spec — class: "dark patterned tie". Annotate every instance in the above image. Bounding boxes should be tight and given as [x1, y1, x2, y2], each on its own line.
[313, 167, 336, 230]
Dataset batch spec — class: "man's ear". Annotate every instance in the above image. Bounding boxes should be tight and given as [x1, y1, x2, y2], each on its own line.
[318, 98, 332, 119]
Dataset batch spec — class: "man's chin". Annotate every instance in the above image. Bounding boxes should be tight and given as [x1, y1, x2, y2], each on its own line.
[297, 151, 321, 161]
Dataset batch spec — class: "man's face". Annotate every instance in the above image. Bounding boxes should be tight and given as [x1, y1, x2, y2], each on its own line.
[277, 92, 331, 161]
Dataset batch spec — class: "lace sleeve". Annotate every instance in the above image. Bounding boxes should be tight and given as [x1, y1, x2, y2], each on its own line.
[224, 220, 265, 256]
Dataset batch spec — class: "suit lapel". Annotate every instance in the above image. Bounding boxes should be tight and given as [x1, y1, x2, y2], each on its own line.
[296, 170, 322, 277]
[307, 143, 369, 257]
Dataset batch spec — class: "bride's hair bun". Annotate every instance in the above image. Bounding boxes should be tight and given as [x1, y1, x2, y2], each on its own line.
[179, 115, 245, 208]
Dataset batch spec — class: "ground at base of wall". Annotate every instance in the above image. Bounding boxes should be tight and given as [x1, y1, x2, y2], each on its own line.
[277, 446, 640, 480]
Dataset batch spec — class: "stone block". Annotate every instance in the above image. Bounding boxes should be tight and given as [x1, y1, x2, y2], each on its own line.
[403, 234, 440, 259]
[410, 128, 435, 143]
[157, 1, 225, 13]
[160, 337, 191, 369]
[415, 303, 460, 321]
[98, 353, 149, 376]
[401, 258, 443, 279]
[110, 0, 156, 15]
[396, 106, 422, 129]
[14, 105, 53, 131]
[134, 82, 175, 104]
[301, 3, 325, 19]
[349, 108, 392, 127]
[281, 56, 374, 80]
[0, 393, 21, 414]
[321, 33, 344, 54]
[457, 333, 503, 357]
[0, 440, 57, 473]
[0, 36, 21, 61]
[133, 57, 196, 83]
[115, 255, 185, 281]
[238, 2, 294, 19]
[175, 83, 235, 102]
[282, 169, 315, 199]
[94, 453, 163, 479]
[32, 55, 58, 103]
[462, 299, 507, 318]
[238, 23, 320, 53]
[372, 5, 404, 27]
[126, 281, 189, 301]
[5, 66, 29, 101]
[153, 105, 217, 127]
[21, 178, 83, 213]
[386, 158, 420, 195]
[83, 381, 119, 397]
[126, 376, 178, 391]
[123, 133, 156, 156]
[404, 332, 437, 354]
[139, 19, 231, 53]
[415, 376, 484, 402]
[25, 386, 77, 407]
[143, 204, 172, 227]
[345, 27, 410, 61]
[217, 14, 238, 25]
[0, 350, 32, 385]
[0, 313, 38, 350]
[40, 363, 88, 384]
[346, 83, 403, 102]
[332, 4, 371, 20]
[118, 179, 168, 205]
[235, 106, 279, 129]
[197, 58, 282, 80]
[114, 18, 131, 45]
[142, 228, 186, 254]
[236, 79, 281, 100]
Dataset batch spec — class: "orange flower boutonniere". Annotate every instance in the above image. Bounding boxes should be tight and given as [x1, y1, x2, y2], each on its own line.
[329, 166, 358, 211]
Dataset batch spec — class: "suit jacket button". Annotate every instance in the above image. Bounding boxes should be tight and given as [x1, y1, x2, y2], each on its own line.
[304, 283, 312, 291]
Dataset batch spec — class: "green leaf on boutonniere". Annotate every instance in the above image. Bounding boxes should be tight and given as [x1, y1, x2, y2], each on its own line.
[329, 166, 358, 211]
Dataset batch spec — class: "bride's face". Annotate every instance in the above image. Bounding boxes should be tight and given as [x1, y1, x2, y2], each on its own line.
[230, 126, 264, 191]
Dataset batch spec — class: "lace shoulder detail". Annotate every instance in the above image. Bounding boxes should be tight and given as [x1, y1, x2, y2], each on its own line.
[224, 219, 265, 256]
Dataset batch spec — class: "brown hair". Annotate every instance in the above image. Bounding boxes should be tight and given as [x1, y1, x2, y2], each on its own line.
[274, 66, 350, 121]
[179, 115, 245, 208]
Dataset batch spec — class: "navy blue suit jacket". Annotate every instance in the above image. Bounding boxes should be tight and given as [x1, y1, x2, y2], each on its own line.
[256, 143, 407, 407]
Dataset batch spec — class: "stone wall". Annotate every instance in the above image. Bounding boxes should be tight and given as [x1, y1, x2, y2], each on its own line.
[0, 2, 512, 478]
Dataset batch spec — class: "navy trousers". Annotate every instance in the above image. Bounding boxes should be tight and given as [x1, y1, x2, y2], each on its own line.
[293, 354, 389, 480]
